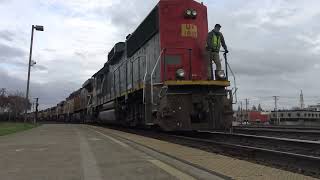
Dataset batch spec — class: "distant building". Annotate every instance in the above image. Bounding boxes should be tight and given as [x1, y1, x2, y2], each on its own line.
[235, 111, 270, 124]
[307, 104, 320, 111]
[270, 109, 320, 126]
[248, 111, 270, 124]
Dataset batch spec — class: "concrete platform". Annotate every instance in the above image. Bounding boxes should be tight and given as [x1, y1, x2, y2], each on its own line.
[0, 124, 223, 180]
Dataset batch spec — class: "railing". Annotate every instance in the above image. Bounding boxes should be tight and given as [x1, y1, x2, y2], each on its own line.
[150, 49, 165, 105]
[206, 50, 230, 81]
[223, 53, 229, 80]
[111, 55, 147, 99]
[223, 52, 238, 104]
[112, 60, 126, 97]
[131, 55, 147, 91]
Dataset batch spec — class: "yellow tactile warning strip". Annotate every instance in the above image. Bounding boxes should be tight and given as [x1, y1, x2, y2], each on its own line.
[90, 126, 317, 180]
[93, 129, 129, 148]
[148, 159, 196, 180]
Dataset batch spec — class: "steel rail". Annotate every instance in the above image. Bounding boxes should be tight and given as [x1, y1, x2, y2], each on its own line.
[170, 132, 320, 177]
[232, 126, 320, 141]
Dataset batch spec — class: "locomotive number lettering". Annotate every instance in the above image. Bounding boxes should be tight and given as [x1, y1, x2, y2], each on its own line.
[181, 24, 198, 38]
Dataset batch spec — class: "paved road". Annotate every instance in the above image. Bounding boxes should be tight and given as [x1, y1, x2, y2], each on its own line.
[0, 124, 222, 180]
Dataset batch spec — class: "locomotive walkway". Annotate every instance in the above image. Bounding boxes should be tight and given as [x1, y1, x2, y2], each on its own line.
[0, 124, 316, 180]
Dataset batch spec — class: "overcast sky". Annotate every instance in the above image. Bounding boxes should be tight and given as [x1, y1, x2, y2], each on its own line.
[0, 0, 319, 110]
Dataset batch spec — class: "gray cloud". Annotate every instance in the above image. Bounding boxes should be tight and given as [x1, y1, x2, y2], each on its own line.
[230, 49, 318, 76]
[41, 48, 57, 52]
[74, 51, 86, 59]
[33, 64, 48, 71]
[0, 0, 8, 4]
[0, 68, 80, 109]
[72, 0, 157, 30]
[0, 30, 14, 42]
[0, 43, 25, 59]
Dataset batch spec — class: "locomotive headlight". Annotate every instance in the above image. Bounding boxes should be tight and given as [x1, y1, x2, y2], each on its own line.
[185, 9, 192, 16]
[176, 69, 185, 79]
[192, 10, 197, 17]
[185, 9, 197, 18]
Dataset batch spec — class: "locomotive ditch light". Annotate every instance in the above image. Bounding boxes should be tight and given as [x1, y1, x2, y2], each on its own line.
[215, 70, 225, 80]
[176, 69, 185, 79]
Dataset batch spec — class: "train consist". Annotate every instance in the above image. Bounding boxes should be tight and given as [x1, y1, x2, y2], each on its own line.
[34, 0, 235, 131]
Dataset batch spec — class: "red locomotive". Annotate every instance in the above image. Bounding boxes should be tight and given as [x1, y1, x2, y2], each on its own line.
[39, 0, 235, 131]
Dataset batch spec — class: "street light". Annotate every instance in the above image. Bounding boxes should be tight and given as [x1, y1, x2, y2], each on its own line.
[24, 25, 44, 122]
[34, 25, 44, 31]
[31, 60, 36, 67]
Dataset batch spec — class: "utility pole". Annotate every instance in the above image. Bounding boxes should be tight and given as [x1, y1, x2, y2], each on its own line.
[245, 98, 249, 122]
[240, 101, 243, 123]
[245, 99, 249, 112]
[273, 96, 279, 125]
[34, 98, 39, 124]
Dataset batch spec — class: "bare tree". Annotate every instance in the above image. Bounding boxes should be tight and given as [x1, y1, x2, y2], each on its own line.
[0, 88, 8, 113]
[252, 105, 257, 111]
[0, 88, 6, 96]
[8, 91, 31, 120]
[0, 90, 31, 121]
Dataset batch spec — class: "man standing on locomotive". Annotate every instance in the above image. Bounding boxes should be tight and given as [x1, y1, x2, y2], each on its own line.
[206, 24, 229, 79]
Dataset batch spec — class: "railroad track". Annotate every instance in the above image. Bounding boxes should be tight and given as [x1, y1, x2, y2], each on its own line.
[171, 131, 320, 177]
[235, 125, 320, 130]
[98, 125, 320, 178]
[232, 126, 320, 141]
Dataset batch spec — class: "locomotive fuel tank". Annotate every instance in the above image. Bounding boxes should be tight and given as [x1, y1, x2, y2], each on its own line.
[98, 101, 117, 123]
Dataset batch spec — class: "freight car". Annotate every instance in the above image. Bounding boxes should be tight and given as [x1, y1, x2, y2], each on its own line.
[43, 0, 236, 131]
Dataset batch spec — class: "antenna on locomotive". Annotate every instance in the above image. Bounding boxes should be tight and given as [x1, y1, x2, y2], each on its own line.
[126, 34, 131, 40]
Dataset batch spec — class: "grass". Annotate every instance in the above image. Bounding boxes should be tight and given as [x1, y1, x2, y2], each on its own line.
[0, 122, 38, 136]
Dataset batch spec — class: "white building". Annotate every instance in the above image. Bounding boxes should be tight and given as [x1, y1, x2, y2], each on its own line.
[270, 109, 320, 126]
[307, 104, 320, 111]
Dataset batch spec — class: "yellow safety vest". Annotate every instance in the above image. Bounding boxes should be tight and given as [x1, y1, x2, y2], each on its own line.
[212, 34, 221, 51]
